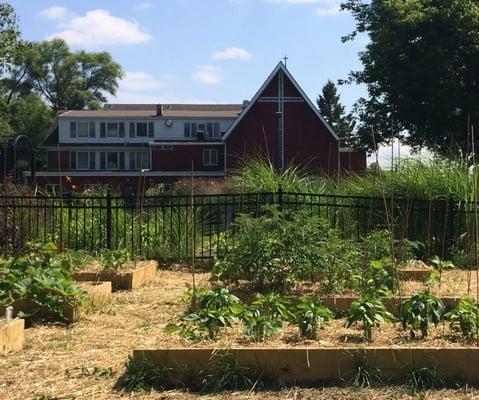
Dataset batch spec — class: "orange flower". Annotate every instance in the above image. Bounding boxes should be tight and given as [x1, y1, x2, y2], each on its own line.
[71, 185, 77, 191]
[66, 176, 72, 183]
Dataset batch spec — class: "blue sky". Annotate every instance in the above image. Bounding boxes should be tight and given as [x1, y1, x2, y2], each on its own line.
[9, 0, 368, 111]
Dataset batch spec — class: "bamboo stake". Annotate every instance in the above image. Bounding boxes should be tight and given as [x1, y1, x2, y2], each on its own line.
[191, 160, 196, 307]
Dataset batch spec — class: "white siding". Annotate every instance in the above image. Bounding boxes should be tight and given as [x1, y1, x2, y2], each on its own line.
[58, 117, 235, 143]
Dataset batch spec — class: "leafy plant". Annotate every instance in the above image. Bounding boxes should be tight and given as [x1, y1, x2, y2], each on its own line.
[242, 292, 291, 341]
[164, 287, 243, 340]
[445, 297, 479, 340]
[0, 242, 86, 324]
[400, 291, 445, 338]
[291, 296, 333, 339]
[405, 365, 442, 393]
[345, 295, 394, 341]
[359, 258, 395, 296]
[344, 362, 382, 388]
[429, 256, 455, 285]
[100, 249, 130, 271]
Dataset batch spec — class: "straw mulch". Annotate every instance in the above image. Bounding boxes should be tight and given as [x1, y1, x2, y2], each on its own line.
[2, 269, 479, 400]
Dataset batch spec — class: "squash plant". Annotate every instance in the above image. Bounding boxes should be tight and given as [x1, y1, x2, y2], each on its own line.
[400, 291, 445, 338]
[0, 242, 85, 323]
[291, 296, 333, 339]
[345, 295, 394, 342]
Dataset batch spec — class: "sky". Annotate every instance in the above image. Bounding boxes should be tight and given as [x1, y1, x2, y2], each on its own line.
[8, 0, 423, 166]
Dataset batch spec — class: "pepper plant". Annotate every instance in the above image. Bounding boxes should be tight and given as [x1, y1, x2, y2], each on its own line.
[445, 297, 479, 340]
[400, 291, 445, 339]
[291, 296, 333, 339]
[345, 294, 394, 342]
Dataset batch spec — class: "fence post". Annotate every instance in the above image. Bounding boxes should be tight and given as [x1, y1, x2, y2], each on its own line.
[106, 188, 112, 250]
[277, 185, 283, 213]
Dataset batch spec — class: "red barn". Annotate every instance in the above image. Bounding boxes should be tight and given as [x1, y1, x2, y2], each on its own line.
[39, 62, 366, 192]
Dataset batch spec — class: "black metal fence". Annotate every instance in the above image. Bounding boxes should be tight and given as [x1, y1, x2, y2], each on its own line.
[0, 189, 476, 261]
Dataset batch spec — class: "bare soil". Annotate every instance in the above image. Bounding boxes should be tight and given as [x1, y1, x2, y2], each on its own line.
[2, 269, 479, 400]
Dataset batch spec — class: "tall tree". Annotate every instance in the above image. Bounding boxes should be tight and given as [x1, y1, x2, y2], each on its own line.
[342, 0, 479, 155]
[4, 38, 123, 111]
[0, 2, 20, 72]
[317, 80, 356, 147]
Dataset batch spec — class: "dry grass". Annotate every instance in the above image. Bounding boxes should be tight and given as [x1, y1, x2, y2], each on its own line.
[2, 269, 479, 400]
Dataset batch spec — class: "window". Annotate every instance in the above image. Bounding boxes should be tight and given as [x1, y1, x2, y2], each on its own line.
[100, 152, 125, 170]
[70, 152, 95, 170]
[185, 122, 220, 138]
[78, 122, 89, 138]
[136, 122, 148, 137]
[130, 122, 154, 138]
[129, 150, 150, 170]
[70, 121, 96, 138]
[107, 122, 118, 137]
[99, 122, 124, 138]
[203, 149, 218, 166]
[70, 122, 76, 138]
[207, 122, 220, 138]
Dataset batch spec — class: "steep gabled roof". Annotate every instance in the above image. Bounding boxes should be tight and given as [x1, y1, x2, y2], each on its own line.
[222, 62, 339, 141]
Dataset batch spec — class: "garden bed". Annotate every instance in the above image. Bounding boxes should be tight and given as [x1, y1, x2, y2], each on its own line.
[78, 281, 112, 307]
[133, 347, 479, 384]
[0, 318, 24, 355]
[0, 299, 79, 325]
[73, 260, 158, 291]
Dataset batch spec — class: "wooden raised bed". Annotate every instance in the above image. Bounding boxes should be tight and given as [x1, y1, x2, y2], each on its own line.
[134, 347, 479, 384]
[0, 319, 24, 355]
[321, 296, 460, 316]
[77, 281, 112, 306]
[73, 260, 158, 291]
[0, 299, 78, 325]
[397, 269, 430, 281]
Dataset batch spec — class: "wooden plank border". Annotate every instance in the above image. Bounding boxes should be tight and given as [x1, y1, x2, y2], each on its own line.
[73, 260, 158, 291]
[133, 347, 479, 384]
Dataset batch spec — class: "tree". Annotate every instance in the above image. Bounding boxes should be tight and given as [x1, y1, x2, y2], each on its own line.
[341, 0, 479, 156]
[0, 3, 20, 72]
[317, 80, 356, 147]
[4, 38, 123, 111]
[8, 93, 52, 149]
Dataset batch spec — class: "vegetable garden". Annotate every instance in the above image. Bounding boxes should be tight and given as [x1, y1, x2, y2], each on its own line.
[3, 159, 479, 398]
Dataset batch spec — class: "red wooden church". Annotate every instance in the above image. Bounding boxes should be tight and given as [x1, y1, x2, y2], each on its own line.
[39, 62, 365, 192]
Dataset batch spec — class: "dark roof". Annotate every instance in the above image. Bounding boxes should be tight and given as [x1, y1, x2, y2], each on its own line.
[60, 104, 243, 119]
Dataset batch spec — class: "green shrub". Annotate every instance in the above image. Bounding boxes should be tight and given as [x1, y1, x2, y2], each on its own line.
[291, 296, 333, 339]
[242, 292, 291, 341]
[400, 291, 445, 338]
[0, 242, 85, 323]
[100, 249, 130, 271]
[345, 295, 394, 341]
[429, 256, 455, 285]
[445, 297, 479, 340]
[164, 287, 243, 340]
[213, 206, 359, 293]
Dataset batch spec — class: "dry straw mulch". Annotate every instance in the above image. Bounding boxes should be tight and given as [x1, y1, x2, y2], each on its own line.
[2, 269, 479, 400]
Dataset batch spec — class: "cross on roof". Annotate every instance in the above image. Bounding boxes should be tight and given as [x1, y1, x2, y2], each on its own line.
[283, 55, 288, 68]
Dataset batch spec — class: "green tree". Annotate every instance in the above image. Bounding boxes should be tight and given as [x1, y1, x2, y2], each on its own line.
[317, 80, 356, 147]
[0, 2, 20, 72]
[8, 93, 52, 149]
[4, 38, 123, 111]
[342, 0, 479, 155]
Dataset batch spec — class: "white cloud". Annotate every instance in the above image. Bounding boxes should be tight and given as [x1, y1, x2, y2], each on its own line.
[212, 46, 252, 61]
[134, 2, 152, 11]
[316, 4, 341, 16]
[192, 65, 223, 85]
[39, 6, 71, 21]
[47, 9, 152, 47]
[119, 71, 163, 92]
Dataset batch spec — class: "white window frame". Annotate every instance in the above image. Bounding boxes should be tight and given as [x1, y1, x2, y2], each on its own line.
[77, 122, 89, 138]
[203, 149, 219, 166]
[130, 121, 154, 138]
[100, 151, 125, 170]
[129, 150, 150, 170]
